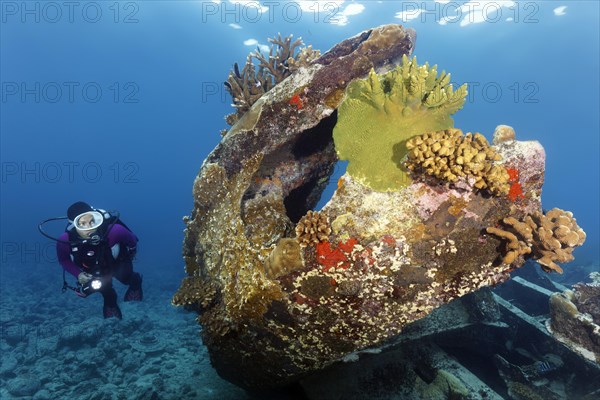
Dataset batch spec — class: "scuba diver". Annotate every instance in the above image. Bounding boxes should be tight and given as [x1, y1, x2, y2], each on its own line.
[39, 201, 142, 319]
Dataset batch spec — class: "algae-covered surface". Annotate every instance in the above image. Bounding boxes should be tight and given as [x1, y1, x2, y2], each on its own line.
[174, 24, 586, 391]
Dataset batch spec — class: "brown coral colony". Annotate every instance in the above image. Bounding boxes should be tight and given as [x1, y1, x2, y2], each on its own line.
[405, 128, 510, 196]
[295, 210, 331, 247]
[487, 208, 586, 273]
[404, 129, 585, 274]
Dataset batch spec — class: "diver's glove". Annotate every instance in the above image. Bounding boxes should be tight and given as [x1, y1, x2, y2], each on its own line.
[78, 272, 93, 285]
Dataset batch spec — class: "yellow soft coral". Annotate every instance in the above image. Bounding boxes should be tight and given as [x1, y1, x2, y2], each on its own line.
[333, 55, 467, 192]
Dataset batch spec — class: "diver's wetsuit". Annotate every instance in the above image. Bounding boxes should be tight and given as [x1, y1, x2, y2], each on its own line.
[56, 224, 141, 311]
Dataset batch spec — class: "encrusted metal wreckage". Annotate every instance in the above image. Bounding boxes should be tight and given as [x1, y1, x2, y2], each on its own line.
[173, 24, 591, 393]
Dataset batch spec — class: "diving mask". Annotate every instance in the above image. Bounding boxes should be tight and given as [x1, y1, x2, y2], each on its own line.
[73, 211, 104, 231]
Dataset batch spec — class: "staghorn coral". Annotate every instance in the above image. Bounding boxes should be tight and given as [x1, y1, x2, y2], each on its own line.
[224, 54, 268, 127]
[487, 208, 586, 272]
[264, 238, 304, 279]
[405, 128, 510, 195]
[333, 55, 468, 192]
[295, 210, 331, 247]
[252, 33, 311, 82]
[287, 45, 320, 73]
[224, 34, 320, 127]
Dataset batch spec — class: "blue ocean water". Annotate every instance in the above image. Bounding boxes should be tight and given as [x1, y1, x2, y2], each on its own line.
[1, 1, 598, 399]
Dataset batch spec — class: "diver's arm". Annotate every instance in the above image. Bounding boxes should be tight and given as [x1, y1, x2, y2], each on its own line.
[56, 233, 80, 277]
[107, 224, 138, 250]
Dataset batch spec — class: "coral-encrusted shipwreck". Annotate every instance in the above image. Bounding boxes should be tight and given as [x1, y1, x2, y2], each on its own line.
[547, 272, 600, 363]
[173, 25, 586, 390]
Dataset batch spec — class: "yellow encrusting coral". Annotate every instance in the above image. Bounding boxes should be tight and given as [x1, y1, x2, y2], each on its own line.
[295, 210, 331, 247]
[332, 55, 468, 192]
[405, 128, 510, 196]
[487, 208, 586, 273]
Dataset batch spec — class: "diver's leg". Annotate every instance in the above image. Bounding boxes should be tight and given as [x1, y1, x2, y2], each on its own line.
[114, 259, 143, 301]
[100, 281, 122, 319]
[113, 259, 132, 283]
